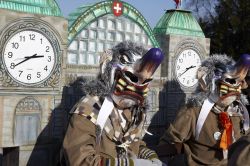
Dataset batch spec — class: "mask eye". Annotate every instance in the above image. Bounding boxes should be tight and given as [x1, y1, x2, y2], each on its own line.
[225, 78, 236, 84]
[142, 78, 153, 84]
[120, 55, 130, 64]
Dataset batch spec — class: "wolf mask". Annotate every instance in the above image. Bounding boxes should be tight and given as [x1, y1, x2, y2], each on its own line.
[196, 54, 250, 107]
[98, 41, 164, 109]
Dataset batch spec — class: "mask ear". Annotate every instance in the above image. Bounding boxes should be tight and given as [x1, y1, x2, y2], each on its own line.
[197, 67, 208, 91]
[99, 50, 113, 75]
[241, 79, 248, 89]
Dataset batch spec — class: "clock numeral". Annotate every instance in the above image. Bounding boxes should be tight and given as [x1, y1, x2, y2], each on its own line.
[177, 65, 180, 70]
[187, 80, 190, 85]
[40, 38, 43, 44]
[18, 70, 23, 77]
[8, 52, 13, 58]
[10, 63, 15, 69]
[37, 72, 41, 78]
[19, 36, 26, 42]
[182, 53, 186, 58]
[29, 34, 35, 40]
[179, 58, 183, 63]
[27, 74, 31, 80]
[11, 42, 19, 49]
[46, 46, 50, 52]
[188, 51, 191, 56]
[48, 56, 51, 62]
[182, 78, 185, 83]
[44, 65, 48, 71]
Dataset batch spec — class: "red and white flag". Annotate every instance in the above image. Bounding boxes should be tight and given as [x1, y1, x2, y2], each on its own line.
[112, 1, 123, 17]
[174, 0, 182, 8]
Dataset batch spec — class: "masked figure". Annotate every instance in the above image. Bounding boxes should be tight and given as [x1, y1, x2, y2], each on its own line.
[160, 54, 250, 165]
[63, 41, 165, 166]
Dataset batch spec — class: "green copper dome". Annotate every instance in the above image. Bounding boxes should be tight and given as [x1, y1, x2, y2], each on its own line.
[154, 10, 205, 37]
[0, 0, 62, 17]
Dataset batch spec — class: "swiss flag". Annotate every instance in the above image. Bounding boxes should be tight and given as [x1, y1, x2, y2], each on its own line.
[112, 1, 123, 17]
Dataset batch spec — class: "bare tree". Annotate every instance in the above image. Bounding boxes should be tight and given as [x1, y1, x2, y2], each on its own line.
[183, 0, 219, 22]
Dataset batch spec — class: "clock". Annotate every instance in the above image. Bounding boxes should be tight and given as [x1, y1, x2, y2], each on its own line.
[175, 49, 201, 87]
[2, 30, 56, 85]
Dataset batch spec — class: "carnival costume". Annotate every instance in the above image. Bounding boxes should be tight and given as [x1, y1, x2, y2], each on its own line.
[161, 54, 250, 165]
[63, 41, 165, 166]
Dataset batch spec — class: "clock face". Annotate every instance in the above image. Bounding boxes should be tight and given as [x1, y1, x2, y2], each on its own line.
[3, 30, 56, 85]
[175, 49, 201, 87]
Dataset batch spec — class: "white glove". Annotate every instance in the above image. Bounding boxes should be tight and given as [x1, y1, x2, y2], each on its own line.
[133, 158, 167, 166]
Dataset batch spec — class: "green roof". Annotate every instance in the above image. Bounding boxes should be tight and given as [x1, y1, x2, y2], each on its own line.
[68, 1, 159, 47]
[154, 10, 205, 37]
[68, 4, 93, 27]
[0, 0, 62, 17]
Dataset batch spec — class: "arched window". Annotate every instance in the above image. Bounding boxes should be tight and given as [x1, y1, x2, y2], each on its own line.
[14, 97, 41, 145]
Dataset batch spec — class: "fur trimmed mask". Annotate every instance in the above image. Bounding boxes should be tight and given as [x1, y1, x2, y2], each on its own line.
[99, 41, 164, 109]
[197, 54, 250, 107]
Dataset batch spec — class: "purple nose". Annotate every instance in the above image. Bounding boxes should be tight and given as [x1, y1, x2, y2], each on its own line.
[138, 48, 164, 75]
[239, 54, 250, 67]
[229, 54, 250, 81]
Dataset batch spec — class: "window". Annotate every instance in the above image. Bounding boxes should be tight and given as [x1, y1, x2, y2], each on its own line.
[99, 19, 105, 28]
[68, 53, 77, 64]
[96, 54, 100, 64]
[79, 41, 87, 51]
[142, 36, 147, 44]
[89, 41, 96, 52]
[134, 24, 141, 33]
[148, 39, 152, 46]
[98, 31, 105, 40]
[89, 30, 97, 39]
[134, 34, 140, 42]
[79, 53, 87, 64]
[97, 42, 104, 52]
[14, 97, 41, 145]
[88, 54, 95, 65]
[107, 32, 115, 41]
[68, 40, 78, 50]
[90, 21, 97, 28]
[117, 21, 123, 31]
[80, 30, 88, 38]
[108, 19, 115, 29]
[116, 32, 123, 42]
[126, 23, 132, 32]
[125, 34, 131, 41]
[106, 43, 113, 49]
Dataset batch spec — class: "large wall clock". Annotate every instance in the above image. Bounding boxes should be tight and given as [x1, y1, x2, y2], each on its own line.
[175, 49, 201, 88]
[173, 39, 206, 91]
[0, 18, 61, 87]
[3, 30, 56, 85]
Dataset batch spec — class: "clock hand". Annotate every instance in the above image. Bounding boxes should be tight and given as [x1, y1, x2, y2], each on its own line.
[14, 54, 44, 67]
[178, 65, 197, 78]
[24, 55, 44, 58]
[14, 54, 36, 67]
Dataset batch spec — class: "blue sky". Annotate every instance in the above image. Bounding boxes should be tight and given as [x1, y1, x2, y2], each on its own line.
[56, 0, 176, 28]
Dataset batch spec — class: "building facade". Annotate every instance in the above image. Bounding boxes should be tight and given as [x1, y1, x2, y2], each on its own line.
[0, 0, 67, 165]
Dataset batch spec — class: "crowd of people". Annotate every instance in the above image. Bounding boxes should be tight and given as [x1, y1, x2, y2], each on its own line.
[62, 41, 250, 166]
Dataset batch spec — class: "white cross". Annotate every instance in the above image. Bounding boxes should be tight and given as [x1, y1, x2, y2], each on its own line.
[114, 3, 122, 13]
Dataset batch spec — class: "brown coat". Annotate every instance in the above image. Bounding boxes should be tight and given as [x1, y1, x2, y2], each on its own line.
[63, 95, 158, 166]
[228, 133, 250, 166]
[165, 106, 245, 166]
